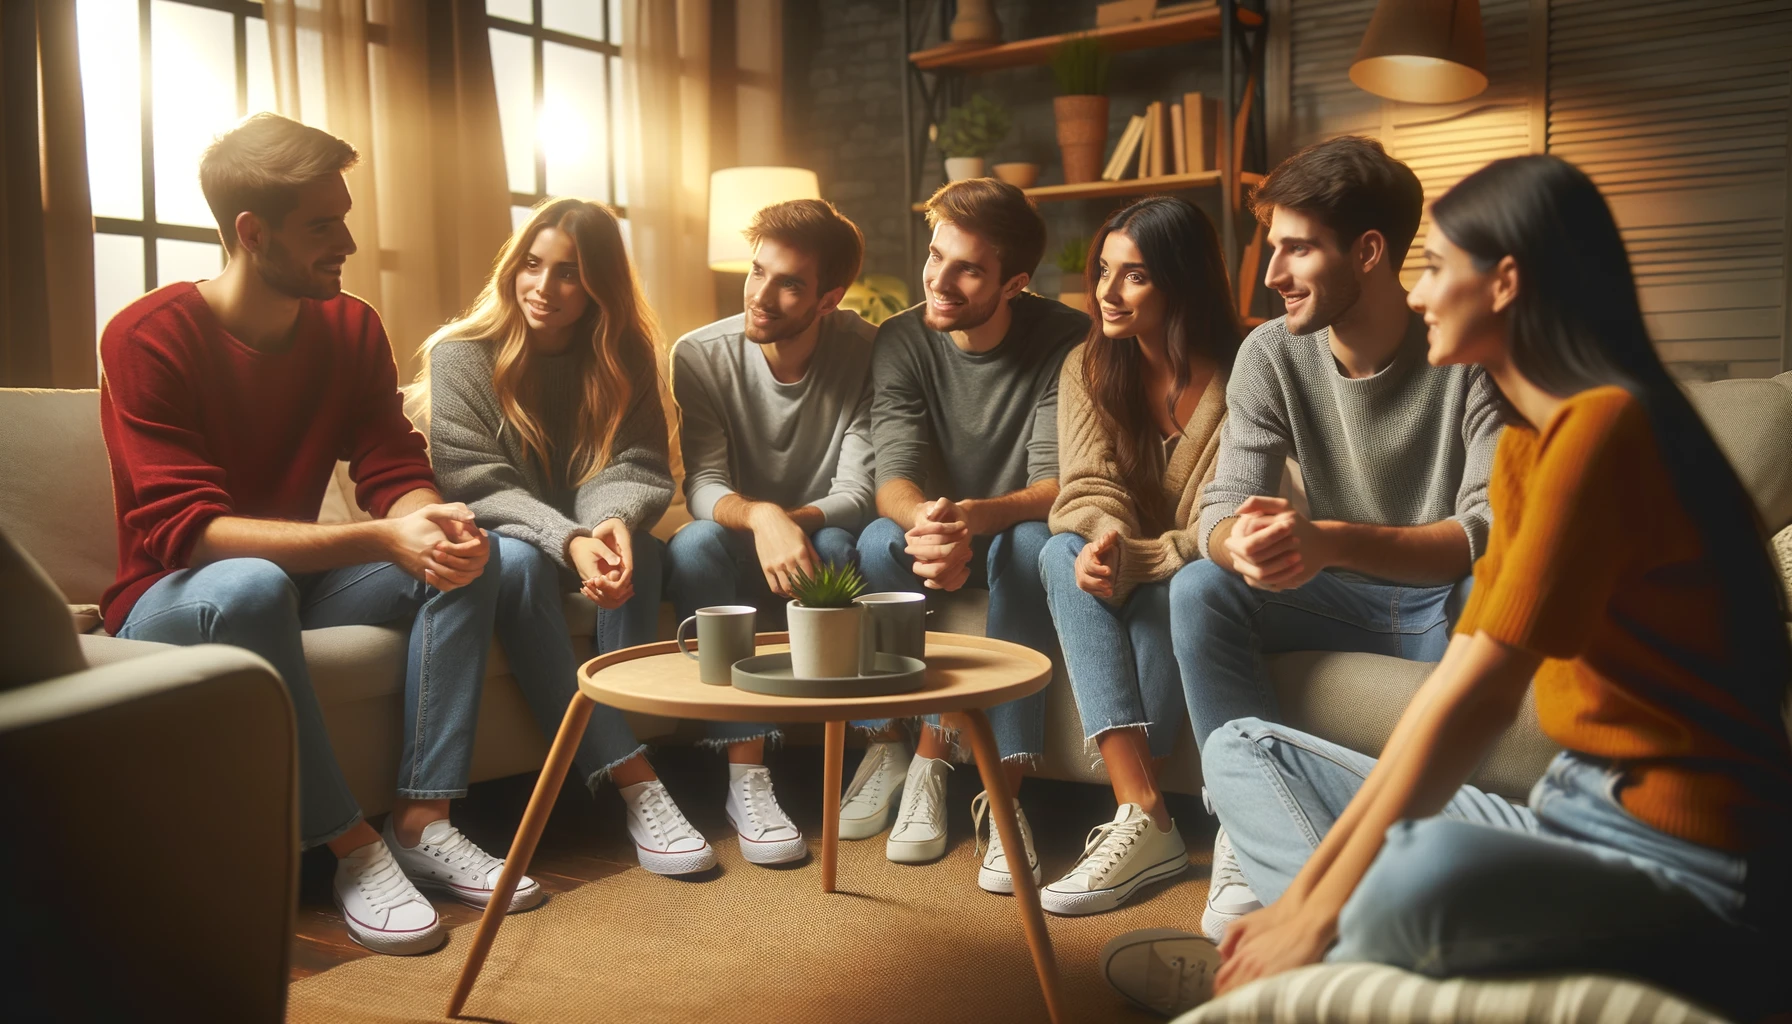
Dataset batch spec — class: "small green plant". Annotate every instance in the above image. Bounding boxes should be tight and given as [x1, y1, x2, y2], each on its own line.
[839, 274, 912, 326]
[936, 94, 1011, 159]
[1051, 35, 1110, 96]
[789, 561, 867, 609]
[1054, 236, 1090, 276]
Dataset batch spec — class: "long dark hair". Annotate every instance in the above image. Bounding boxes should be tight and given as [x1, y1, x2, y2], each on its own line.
[1431, 154, 1790, 727]
[1081, 196, 1243, 533]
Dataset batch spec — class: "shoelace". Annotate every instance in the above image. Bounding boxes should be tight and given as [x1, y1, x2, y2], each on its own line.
[421, 825, 502, 880]
[895, 764, 945, 833]
[1160, 951, 1209, 1011]
[1210, 829, 1249, 894]
[841, 746, 891, 808]
[736, 770, 792, 835]
[637, 782, 698, 843]
[357, 848, 420, 914]
[1071, 815, 1149, 881]
[969, 791, 1032, 863]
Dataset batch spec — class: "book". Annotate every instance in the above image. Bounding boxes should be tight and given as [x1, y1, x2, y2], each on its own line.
[1183, 92, 1220, 173]
[1101, 115, 1147, 181]
[1148, 101, 1167, 178]
[1171, 102, 1187, 175]
[1137, 103, 1155, 179]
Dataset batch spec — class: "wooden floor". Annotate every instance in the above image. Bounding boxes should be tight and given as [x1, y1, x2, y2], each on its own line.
[289, 742, 1210, 981]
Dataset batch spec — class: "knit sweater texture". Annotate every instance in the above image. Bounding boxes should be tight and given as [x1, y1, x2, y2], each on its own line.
[427, 338, 673, 569]
[1048, 344, 1227, 601]
[1196, 312, 1505, 577]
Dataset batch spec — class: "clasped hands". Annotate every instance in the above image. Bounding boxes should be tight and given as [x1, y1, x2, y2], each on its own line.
[390, 503, 489, 592]
[1224, 496, 1332, 592]
[904, 497, 983, 591]
[569, 518, 637, 609]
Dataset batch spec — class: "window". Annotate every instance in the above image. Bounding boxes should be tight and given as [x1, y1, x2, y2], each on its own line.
[486, 0, 627, 231]
[77, 0, 281, 336]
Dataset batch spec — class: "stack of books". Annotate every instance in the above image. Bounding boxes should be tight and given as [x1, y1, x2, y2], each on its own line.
[1100, 93, 1221, 182]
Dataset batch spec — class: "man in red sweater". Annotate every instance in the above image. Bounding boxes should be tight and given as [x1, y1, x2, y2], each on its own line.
[101, 113, 538, 955]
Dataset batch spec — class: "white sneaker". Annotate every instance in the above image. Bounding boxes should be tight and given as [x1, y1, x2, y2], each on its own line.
[1100, 928, 1222, 1016]
[726, 765, 807, 865]
[886, 756, 950, 863]
[383, 817, 543, 912]
[621, 779, 717, 875]
[970, 790, 1041, 894]
[1041, 804, 1189, 916]
[840, 741, 910, 840]
[1201, 826, 1261, 942]
[333, 839, 445, 955]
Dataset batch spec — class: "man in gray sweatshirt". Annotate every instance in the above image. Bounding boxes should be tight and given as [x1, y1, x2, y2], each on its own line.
[847, 178, 1089, 896]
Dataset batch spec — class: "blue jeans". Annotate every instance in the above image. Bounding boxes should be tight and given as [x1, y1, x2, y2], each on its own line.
[1202, 718, 1786, 1018]
[1038, 532, 1182, 759]
[1171, 560, 1468, 751]
[665, 519, 859, 746]
[854, 516, 1057, 763]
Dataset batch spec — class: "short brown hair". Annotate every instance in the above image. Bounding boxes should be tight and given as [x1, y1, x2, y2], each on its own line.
[923, 178, 1046, 282]
[200, 113, 359, 250]
[743, 199, 865, 295]
[1249, 135, 1423, 263]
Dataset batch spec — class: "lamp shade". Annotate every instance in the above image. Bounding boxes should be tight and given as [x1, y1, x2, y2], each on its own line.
[707, 166, 822, 272]
[1350, 0, 1487, 104]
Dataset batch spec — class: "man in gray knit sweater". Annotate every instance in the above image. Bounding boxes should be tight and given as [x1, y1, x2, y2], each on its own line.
[1165, 137, 1506, 951]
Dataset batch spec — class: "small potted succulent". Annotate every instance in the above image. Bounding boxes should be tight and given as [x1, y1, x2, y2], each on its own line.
[786, 561, 869, 678]
[1055, 236, 1091, 310]
[937, 94, 1011, 182]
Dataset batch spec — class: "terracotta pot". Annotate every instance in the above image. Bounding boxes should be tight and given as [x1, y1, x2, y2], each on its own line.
[992, 162, 1041, 188]
[949, 0, 1001, 42]
[1054, 95, 1110, 185]
[943, 156, 985, 182]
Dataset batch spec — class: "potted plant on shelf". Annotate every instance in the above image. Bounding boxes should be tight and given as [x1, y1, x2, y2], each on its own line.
[1051, 35, 1110, 185]
[840, 274, 911, 326]
[1055, 236, 1090, 310]
[937, 94, 1011, 182]
[786, 562, 868, 679]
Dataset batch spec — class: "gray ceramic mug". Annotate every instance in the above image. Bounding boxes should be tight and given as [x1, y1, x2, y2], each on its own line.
[856, 591, 928, 674]
[676, 604, 758, 685]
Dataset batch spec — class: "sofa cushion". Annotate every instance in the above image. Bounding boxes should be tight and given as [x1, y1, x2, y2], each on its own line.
[1685, 372, 1792, 533]
[0, 389, 116, 605]
[0, 527, 87, 689]
[1174, 962, 1724, 1024]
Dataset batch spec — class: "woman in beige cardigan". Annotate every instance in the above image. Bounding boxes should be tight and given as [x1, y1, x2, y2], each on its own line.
[1037, 196, 1243, 917]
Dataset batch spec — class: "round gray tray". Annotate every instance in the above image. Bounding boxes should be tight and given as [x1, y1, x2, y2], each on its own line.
[731, 652, 927, 698]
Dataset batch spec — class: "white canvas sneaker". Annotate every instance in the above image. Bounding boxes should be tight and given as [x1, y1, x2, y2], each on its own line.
[383, 818, 543, 912]
[970, 790, 1041, 894]
[839, 741, 910, 840]
[725, 765, 807, 865]
[1201, 826, 1262, 942]
[621, 779, 717, 875]
[333, 839, 445, 956]
[1041, 803, 1189, 916]
[1100, 928, 1222, 1016]
[886, 755, 951, 863]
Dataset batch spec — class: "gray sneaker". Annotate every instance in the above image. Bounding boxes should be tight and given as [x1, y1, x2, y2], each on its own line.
[1100, 928, 1222, 1016]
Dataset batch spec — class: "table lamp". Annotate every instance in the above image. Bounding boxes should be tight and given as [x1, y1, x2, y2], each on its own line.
[1350, 0, 1487, 104]
[707, 166, 822, 272]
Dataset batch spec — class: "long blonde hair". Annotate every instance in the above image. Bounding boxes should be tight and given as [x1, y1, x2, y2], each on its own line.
[414, 198, 660, 487]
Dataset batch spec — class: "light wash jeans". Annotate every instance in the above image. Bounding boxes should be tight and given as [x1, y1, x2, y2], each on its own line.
[1038, 532, 1182, 759]
[664, 519, 859, 747]
[1202, 717, 1788, 1019]
[1170, 560, 1468, 751]
[854, 516, 1057, 763]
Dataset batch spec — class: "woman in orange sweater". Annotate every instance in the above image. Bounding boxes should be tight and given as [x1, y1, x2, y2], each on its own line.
[1101, 154, 1791, 1018]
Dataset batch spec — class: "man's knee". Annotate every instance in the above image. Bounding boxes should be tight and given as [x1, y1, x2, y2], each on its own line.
[206, 558, 301, 632]
[855, 517, 906, 564]
[667, 519, 732, 567]
[812, 526, 858, 568]
[1169, 558, 1253, 622]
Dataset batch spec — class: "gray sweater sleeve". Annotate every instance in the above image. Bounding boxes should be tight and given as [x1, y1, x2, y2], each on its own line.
[813, 366, 876, 530]
[428, 341, 587, 568]
[870, 318, 932, 490]
[1452, 368, 1505, 561]
[1196, 333, 1291, 558]
[1026, 356, 1064, 485]
[670, 339, 735, 521]
[574, 361, 674, 534]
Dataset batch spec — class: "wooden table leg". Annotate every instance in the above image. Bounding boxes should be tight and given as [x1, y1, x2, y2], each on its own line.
[446, 693, 594, 1018]
[820, 720, 845, 893]
[952, 709, 1065, 1024]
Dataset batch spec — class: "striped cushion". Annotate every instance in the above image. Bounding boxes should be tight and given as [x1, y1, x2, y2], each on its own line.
[1173, 963, 1727, 1024]
[1772, 523, 1792, 619]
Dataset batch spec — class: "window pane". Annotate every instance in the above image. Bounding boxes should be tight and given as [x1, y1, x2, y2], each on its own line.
[488, 29, 536, 195]
[511, 205, 533, 233]
[544, 0, 605, 41]
[151, 1, 237, 227]
[156, 238, 225, 288]
[93, 234, 147, 340]
[543, 42, 607, 201]
[609, 0, 623, 45]
[609, 54, 626, 208]
[77, 0, 143, 220]
[486, 0, 532, 23]
[246, 17, 277, 116]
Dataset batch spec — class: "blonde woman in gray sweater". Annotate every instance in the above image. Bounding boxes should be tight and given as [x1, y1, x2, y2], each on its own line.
[415, 199, 716, 877]
[1039, 197, 1241, 916]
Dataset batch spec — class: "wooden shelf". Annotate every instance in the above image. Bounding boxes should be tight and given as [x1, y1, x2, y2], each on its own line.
[908, 7, 1264, 73]
[910, 170, 1263, 211]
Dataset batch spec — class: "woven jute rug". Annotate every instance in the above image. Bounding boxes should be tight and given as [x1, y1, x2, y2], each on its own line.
[288, 814, 1213, 1024]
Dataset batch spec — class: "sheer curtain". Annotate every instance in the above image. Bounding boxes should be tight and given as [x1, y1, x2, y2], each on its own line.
[262, 0, 510, 381]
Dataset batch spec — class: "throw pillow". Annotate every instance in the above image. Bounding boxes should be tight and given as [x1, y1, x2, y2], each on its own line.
[1771, 523, 1792, 620]
[0, 526, 87, 690]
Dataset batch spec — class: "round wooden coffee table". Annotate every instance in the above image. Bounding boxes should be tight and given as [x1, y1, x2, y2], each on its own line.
[448, 631, 1063, 1023]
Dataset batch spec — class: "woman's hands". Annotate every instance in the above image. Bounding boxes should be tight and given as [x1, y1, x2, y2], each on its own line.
[1075, 529, 1122, 598]
[1214, 900, 1337, 996]
[570, 518, 636, 608]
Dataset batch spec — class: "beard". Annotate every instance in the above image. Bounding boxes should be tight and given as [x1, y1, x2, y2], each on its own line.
[256, 238, 343, 301]
[744, 298, 820, 345]
[1284, 263, 1361, 336]
[922, 285, 1003, 333]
